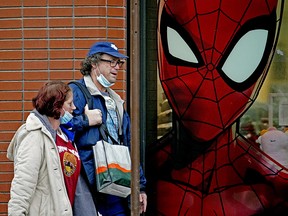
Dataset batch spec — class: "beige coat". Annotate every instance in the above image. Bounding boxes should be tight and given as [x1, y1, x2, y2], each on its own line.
[7, 112, 72, 216]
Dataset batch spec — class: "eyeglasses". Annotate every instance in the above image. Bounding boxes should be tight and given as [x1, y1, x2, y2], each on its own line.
[100, 59, 125, 68]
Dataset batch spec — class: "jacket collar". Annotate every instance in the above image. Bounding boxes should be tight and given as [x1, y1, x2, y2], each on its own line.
[30, 109, 57, 141]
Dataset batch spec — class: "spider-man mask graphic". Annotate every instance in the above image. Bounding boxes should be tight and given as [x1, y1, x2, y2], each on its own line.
[157, 0, 281, 142]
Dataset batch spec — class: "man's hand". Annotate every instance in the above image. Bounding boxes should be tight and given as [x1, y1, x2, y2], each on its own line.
[84, 104, 102, 126]
[139, 192, 147, 214]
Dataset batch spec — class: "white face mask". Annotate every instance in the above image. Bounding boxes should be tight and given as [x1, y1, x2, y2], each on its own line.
[60, 110, 73, 124]
[97, 73, 115, 88]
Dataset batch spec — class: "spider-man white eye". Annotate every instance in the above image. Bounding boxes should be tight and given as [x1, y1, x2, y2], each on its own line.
[221, 29, 268, 83]
[167, 27, 199, 63]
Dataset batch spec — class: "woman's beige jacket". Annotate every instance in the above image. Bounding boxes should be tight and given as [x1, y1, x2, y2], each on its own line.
[7, 112, 72, 216]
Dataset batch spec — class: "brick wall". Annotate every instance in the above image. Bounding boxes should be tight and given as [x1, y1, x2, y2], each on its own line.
[0, 0, 128, 214]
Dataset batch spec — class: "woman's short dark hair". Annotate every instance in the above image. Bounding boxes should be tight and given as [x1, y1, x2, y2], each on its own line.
[80, 53, 102, 75]
[32, 81, 71, 119]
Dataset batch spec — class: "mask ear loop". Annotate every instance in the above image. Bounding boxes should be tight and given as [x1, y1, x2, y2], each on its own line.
[60, 108, 66, 117]
[93, 55, 103, 77]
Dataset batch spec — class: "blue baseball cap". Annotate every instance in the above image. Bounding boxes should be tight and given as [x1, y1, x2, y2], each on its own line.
[87, 41, 128, 58]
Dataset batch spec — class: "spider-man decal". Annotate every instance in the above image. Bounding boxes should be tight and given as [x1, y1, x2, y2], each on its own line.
[147, 0, 288, 215]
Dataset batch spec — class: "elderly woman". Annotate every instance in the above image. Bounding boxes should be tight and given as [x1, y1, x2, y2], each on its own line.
[7, 81, 79, 216]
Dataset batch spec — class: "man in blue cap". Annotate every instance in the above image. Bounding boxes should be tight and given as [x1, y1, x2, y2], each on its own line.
[69, 41, 147, 216]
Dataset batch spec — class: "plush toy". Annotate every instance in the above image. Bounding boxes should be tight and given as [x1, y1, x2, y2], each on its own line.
[257, 127, 288, 168]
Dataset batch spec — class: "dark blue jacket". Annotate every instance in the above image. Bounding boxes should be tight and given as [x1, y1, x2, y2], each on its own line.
[69, 78, 146, 193]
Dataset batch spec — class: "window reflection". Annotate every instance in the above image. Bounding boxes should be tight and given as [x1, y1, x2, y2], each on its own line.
[157, 84, 172, 139]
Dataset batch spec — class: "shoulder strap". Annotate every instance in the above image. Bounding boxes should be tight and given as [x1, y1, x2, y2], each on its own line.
[69, 81, 93, 109]
[99, 124, 119, 145]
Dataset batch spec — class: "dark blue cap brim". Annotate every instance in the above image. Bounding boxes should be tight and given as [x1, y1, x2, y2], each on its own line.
[103, 51, 128, 59]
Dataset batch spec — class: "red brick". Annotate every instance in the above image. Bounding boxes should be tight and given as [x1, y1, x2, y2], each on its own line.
[24, 92, 38, 101]
[0, 9, 21, 18]
[74, 28, 106, 38]
[23, 112, 30, 120]
[108, 18, 125, 28]
[108, 8, 126, 17]
[24, 101, 34, 111]
[49, 18, 73, 28]
[24, 71, 49, 80]
[23, 18, 47, 28]
[23, 8, 47, 17]
[0, 183, 12, 192]
[0, 202, 8, 214]
[0, 62, 22, 71]
[74, 7, 106, 16]
[0, 92, 22, 101]
[49, 29, 73, 39]
[50, 71, 74, 80]
[0, 122, 22, 131]
[0, 30, 22, 39]
[23, 29, 48, 39]
[0, 72, 22, 81]
[0, 164, 13, 172]
[0, 0, 21, 7]
[112, 80, 125, 90]
[23, 0, 46, 7]
[0, 112, 22, 121]
[74, 73, 83, 80]
[107, 29, 125, 38]
[24, 82, 46, 91]
[73, 58, 83, 67]
[50, 49, 73, 59]
[0, 132, 16, 142]
[115, 71, 125, 80]
[108, 0, 125, 6]
[0, 41, 22, 50]
[0, 20, 21, 29]
[0, 143, 9, 151]
[0, 102, 22, 111]
[24, 50, 48, 59]
[49, 0, 73, 6]
[0, 51, 22, 60]
[0, 82, 22, 91]
[74, 0, 106, 6]
[24, 40, 48, 49]
[23, 61, 48, 70]
[0, 193, 10, 203]
[74, 50, 87, 59]
[49, 7, 73, 17]
[50, 39, 73, 49]
[74, 17, 106, 27]
[49, 60, 73, 70]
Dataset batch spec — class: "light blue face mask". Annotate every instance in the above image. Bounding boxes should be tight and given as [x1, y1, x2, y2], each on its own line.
[60, 110, 73, 124]
[97, 74, 115, 88]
